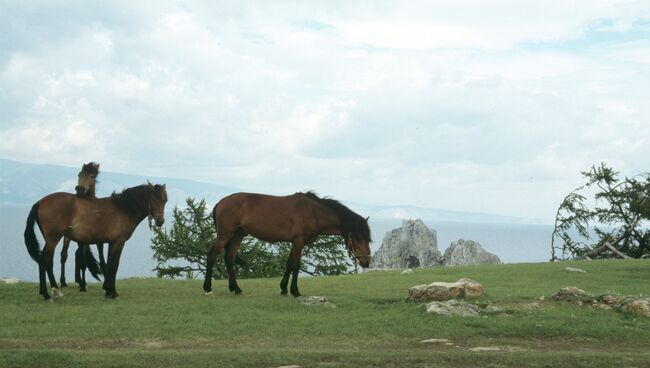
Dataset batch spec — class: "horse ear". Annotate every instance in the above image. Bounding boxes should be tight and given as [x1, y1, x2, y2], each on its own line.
[147, 179, 152, 186]
[365, 216, 370, 221]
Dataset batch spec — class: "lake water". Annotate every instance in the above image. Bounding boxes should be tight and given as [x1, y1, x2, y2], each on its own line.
[1, 205, 554, 282]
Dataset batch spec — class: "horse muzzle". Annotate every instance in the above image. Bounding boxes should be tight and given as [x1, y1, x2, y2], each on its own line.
[356, 255, 371, 268]
[155, 218, 165, 227]
[75, 186, 86, 196]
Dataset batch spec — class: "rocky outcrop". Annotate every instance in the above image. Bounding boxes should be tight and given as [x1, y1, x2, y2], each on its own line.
[407, 278, 484, 301]
[442, 239, 501, 266]
[370, 219, 441, 269]
[551, 287, 650, 317]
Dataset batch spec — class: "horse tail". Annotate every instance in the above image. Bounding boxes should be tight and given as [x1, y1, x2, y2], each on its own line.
[24, 203, 42, 263]
[85, 247, 103, 281]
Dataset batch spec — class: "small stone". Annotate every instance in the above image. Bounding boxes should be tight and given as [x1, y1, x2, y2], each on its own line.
[425, 300, 480, 317]
[470, 346, 501, 352]
[524, 302, 540, 310]
[481, 305, 510, 315]
[401, 269, 414, 275]
[420, 338, 452, 344]
[598, 294, 624, 306]
[298, 296, 336, 308]
[565, 267, 587, 273]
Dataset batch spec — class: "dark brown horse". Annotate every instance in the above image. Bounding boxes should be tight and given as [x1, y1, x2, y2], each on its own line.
[203, 191, 372, 297]
[59, 162, 105, 291]
[25, 183, 168, 300]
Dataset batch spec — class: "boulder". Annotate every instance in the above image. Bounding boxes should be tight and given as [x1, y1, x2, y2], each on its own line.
[612, 297, 650, 317]
[425, 300, 480, 317]
[551, 288, 649, 317]
[442, 239, 501, 266]
[551, 286, 594, 304]
[407, 278, 484, 301]
[370, 219, 441, 269]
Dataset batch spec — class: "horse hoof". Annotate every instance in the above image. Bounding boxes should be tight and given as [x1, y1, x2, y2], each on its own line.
[234, 289, 242, 295]
[79, 288, 87, 293]
[204, 291, 214, 296]
[52, 288, 64, 298]
[281, 290, 288, 296]
[60, 282, 68, 288]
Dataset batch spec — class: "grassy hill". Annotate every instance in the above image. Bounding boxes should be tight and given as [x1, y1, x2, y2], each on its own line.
[1, 260, 649, 367]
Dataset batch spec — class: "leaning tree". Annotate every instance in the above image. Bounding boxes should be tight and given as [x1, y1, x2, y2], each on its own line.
[551, 163, 650, 260]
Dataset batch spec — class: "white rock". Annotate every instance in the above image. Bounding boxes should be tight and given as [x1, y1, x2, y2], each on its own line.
[420, 338, 452, 344]
[401, 269, 414, 275]
[425, 300, 480, 317]
[298, 296, 336, 308]
[565, 267, 587, 273]
[408, 278, 484, 301]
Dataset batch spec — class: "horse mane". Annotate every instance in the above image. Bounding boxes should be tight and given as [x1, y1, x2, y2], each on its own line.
[299, 191, 371, 242]
[111, 185, 150, 214]
[81, 162, 100, 176]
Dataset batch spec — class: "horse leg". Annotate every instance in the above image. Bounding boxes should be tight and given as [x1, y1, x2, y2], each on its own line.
[97, 243, 107, 276]
[77, 244, 88, 292]
[105, 241, 125, 299]
[44, 242, 62, 299]
[59, 237, 70, 288]
[203, 234, 231, 295]
[281, 237, 305, 297]
[225, 232, 244, 295]
[38, 251, 50, 300]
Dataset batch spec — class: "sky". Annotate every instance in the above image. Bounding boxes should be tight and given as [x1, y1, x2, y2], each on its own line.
[1, 1, 649, 221]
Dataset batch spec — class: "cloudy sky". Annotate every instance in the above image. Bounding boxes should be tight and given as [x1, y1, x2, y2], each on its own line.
[1, 1, 649, 221]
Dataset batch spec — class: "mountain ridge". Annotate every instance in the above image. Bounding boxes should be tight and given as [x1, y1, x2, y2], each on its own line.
[0, 158, 542, 224]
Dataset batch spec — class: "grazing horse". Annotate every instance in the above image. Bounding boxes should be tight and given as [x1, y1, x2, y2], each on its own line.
[24, 183, 168, 300]
[203, 191, 372, 297]
[59, 162, 105, 291]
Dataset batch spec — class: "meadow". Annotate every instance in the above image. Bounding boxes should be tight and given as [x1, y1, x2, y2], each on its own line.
[1, 260, 649, 367]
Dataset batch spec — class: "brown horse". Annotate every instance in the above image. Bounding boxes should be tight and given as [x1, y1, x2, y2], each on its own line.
[25, 183, 168, 300]
[203, 191, 372, 297]
[59, 162, 105, 291]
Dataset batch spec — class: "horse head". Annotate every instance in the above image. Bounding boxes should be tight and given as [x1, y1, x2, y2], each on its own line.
[75, 162, 100, 197]
[347, 216, 372, 268]
[147, 183, 168, 227]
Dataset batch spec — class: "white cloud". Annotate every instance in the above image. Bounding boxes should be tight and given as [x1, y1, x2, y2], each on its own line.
[1, 1, 649, 220]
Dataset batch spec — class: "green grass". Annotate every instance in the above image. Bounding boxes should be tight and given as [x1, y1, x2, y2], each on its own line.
[1, 260, 650, 367]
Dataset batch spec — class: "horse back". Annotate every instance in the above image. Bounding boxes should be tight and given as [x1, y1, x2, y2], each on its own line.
[215, 192, 337, 241]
